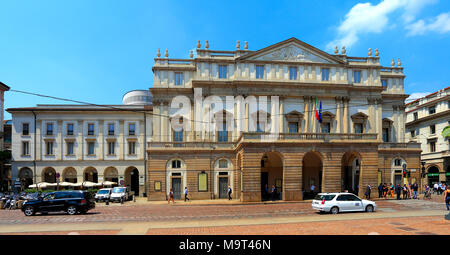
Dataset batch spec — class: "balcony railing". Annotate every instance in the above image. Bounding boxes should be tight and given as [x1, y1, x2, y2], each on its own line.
[237, 132, 378, 143]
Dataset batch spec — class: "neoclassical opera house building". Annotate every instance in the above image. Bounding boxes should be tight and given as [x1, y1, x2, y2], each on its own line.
[10, 38, 421, 201]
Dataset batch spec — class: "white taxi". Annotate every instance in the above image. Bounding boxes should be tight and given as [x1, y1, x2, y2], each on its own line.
[312, 192, 376, 214]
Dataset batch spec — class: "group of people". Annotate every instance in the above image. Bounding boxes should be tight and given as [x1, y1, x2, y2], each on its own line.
[432, 182, 448, 195]
[167, 185, 233, 204]
[262, 184, 279, 201]
[376, 182, 419, 200]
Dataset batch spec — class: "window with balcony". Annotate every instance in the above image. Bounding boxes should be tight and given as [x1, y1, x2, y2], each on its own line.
[354, 123, 363, 134]
[87, 142, 95, 155]
[430, 141, 436, 152]
[321, 68, 330, 81]
[22, 123, 29, 136]
[430, 124, 436, 135]
[46, 123, 54, 136]
[128, 123, 136, 136]
[128, 141, 136, 155]
[289, 67, 297, 80]
[383, 128, 390, 142]
[67, 123, 74, 136]
[256, 65, 264, 79]
[288, 122, 298, 133]
[108, 141, 115, 155]
[218, 122, 228, 142]
[321, 122, 331, 133]
[410, 130, 415, 138]
[22, 141, 30, 156]
[381, 79, 388, 90]
[108, 123, 115, 136]
[218, 65, 227, 79]
[353, 70, 361, 83]
[429, 106, 436, 115]
[88, 123, 95, 136]
[67, 142, 74, 156]
[46, 141, 54, 155]
[413, 112, 418, 120]
[175, 72, 184, 85]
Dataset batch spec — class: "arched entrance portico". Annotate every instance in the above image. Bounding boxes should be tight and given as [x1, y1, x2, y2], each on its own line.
[84, 167, 98, 182]
[62, 167, 77, 183]
[341, 152, 362, 195]
[104, 167, 119, 183]
[125, 167, 140, 196]
[427, 166, 440, 186]
[42, 167, 56, 183]
[260, 152, 283, 201]
[302, 151, 322, 199]
[19, 167, 33, 188]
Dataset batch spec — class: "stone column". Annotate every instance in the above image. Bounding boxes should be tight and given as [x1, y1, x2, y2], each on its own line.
[392, 105, 398, 142]
[279, 97, 284, 133]
[153, 102, 161, 142]
[119, 120, 124, 160]
[368, 98, 375, 133]
[303, 96, 310, 133]
[98, 120, 104, 160]
[343, 97, 349, 133]
[245, 101, 249, 132]
[335, 97, 342, 133]
[162, 102, 169, 142]
[398, 105, 405, 143]
[376, 99, 383, 141]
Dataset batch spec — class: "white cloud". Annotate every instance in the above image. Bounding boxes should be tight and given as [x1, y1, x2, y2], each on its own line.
[406, 92, 431, 102]
[327, 0, 438, 50]
[406, 12, 450, 35]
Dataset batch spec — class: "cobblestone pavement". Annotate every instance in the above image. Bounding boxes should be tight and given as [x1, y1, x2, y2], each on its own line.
[0, 197, 448, 235]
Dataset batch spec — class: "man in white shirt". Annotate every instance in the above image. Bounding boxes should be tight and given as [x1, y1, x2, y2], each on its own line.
[434, 183, 439, 194]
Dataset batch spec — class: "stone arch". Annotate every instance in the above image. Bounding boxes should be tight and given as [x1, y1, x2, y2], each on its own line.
[125, 166, 140, 196]
[62, 167, 77, 183]
[42, 167, 57, 183]
[341, 151, 362, 194]
[261, 151, 284, 201]
[427, 165, 440, 186]
[165, 157, 187, 200]
[213, 157, 234, 199]
[19, 167, 33, 188]
[83, 167, 98, 182]
[391, 156, 407, 186]
[104, 167, 119, 183]
[303, 151, 323, 199]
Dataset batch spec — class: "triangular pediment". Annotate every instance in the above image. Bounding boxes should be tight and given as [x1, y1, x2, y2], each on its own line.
[238, 38, 344, 64]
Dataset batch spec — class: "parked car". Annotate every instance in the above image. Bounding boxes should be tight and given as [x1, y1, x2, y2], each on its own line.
[110, 187, 131, 202]
[21, 191, 95, 216]
[312, 192, 376, 214]
[95, 188, 113, 202]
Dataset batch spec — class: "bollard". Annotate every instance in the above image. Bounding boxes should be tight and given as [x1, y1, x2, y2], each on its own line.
[120, 197, 123, 204]
[133, 195, 136, 203]
[105, 199, 109, 206]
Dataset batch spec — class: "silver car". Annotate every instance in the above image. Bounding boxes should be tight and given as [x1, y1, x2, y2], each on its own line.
[312, 192, 376, 214]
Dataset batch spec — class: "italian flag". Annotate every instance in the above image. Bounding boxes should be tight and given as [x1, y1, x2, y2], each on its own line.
[315, 97, 322, 123]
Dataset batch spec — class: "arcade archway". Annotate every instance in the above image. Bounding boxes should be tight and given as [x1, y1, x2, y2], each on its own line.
[125, 167, 140, 196]
[341, 152, 362, 195]
[303, 152, 322, 199]
[42, 167, 56, 183]
[260, 152, 283, 201]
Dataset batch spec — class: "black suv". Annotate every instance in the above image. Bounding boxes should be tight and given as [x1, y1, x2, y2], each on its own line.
[21, 191, 95, 216]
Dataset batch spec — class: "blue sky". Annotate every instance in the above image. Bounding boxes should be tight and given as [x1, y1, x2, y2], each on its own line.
[1, 0, 449, 119]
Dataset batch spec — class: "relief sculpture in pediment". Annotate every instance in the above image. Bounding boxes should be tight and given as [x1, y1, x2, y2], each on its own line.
[257, 45, 330, 63]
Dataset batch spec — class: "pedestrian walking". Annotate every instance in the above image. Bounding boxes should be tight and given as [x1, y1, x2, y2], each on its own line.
[444, 185, 450, 211]
[434, 183, 439, 194]
[412, 182, 419, 199]
[227, 185, 232, 200]
[395, 184, 402, 200]
[390, 183, 394, 198]
[383, 183, 388, 198]
[310, 184, 315, 198]
[168, 188, 175, 204]
[184, 187, 190, 202]
[378, 183, 383, 198]
[365, 184, 371, 199]
[402, 184, 407, 199]
[272, 185, 277, 201]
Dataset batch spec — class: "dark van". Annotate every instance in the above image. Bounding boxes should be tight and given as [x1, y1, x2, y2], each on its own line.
[21, 191, 95, 216]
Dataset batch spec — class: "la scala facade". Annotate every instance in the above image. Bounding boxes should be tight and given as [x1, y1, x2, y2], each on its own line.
[148, 37, 421, 202]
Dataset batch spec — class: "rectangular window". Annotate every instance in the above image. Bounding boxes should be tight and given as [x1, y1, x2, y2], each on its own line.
[428, 106, 436, 114]
[172, 160, 181, 168]
[288, 122, 298, 133]
[413, 112, 418, 120]
[256, 65, 264, 79]
[67, 123, 74, 136]
[22, 141, 30, 156]
[218, 65, 227, 79]
[108, 123, 115, 136]
[353, 70, 361, 83]
[108, 141, 115, 155]
[381, 79, 388, 90]
[128, 141, 136, 155]
[354, 123, 363, 134]
[430, 124, 436, 134]
[410, 130, 415, 138]
[175, 72, 184, 85]
[198, 172, 208, 192]
[46, 141, 54, 155]
[289, 67, 297, 80]
[321, 68, 330, 81]
[87, 142, 95, 155]
[67, 142, 74, 155]
[46, 123, 54, 135]
[22, 123, 29, 136]
[430, 141, 436, 152]
[218, 122, 227, 142]
[128, 123, 136, 136]
[383, 128, 390, 142]
[321, 122, 331, 133]
[88, 123, 95, 136]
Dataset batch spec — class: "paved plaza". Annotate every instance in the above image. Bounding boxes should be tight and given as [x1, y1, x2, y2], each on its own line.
[0, 196, 448, 235]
